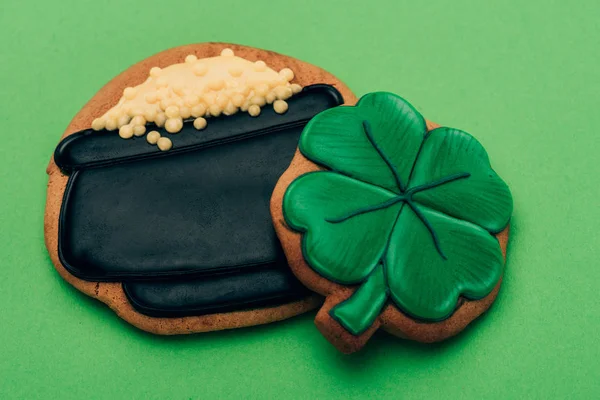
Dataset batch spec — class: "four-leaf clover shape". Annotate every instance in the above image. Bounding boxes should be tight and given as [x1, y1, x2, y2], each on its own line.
[283, 92, 513, 335]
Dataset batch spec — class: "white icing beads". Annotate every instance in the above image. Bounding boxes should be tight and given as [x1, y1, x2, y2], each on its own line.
[231, 93, 245, 107]
[191, 104, 206, 117]
[184, 95, 199, 107]
[229, 67, 243, 77]
[193, 117, 207, 130]
[165, 105, 180, 119]
[216, 94, 228, 108]
[92, 50, 302, 151]
[131, 115, 146, 126]
[91, 118, 104, 131]
[119, 125, 134, 139]
[150, 67, 161, 77]
[208, 79, 224, 91]
[248, 105, 261, 117]
[155, 113, 166, 127]
[145, 92, 158, 104]
[279, 68, 294, 82]
[255, 84, 269, 96]
[156, 77, 167, 88]
[254, 60, 266, 72]
[146, 130, 161, 144]
[265, 93, 276, 104]
[123, 87, 137, 99]
[209, 104, 221, 117]
[144, 108, 157, 122]
[193, 63, 208, 76]
[117, 114, 130, 128]
[173, 85, 186, 96]
[180, 106, 191, 119]
[273, 100, 289, 114]
[133, 125, 146, 137]
[165, 118, 183, 133]
[251, 96, 266, 107]
[274, 86, 292, 100]
[223, 103, 237, 116]
[157, 137, 172, 151]
[105, 118, 117, 131]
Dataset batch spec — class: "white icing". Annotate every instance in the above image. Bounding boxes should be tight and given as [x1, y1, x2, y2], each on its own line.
[193, 117, 207, 130]
[133, 125, 146, 137]
[118, 124, 134, 139]
[248, 104, 261, 117]
[93, 48, 302, 151]
[165, 118, 183, 133]
[273, 99, 289, 114]
[146, 130, 161, 144]
[157, 137, 172, 151]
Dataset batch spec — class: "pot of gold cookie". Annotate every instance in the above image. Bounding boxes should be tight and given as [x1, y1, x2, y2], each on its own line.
[45, 43, 356, 334]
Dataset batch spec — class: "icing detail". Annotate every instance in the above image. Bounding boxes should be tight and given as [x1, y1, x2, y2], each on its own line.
[283, 92, 513, 334]
[123, 266, 311, 318]
[118, 124, 134, 139]
[165, 118, 183, 133]
[157, 137, 172, 151]
[273, 100, 288, 114]
[154, 113, 166, 127]
[330, 264, 388, 335]
[93, 48, 302, 151]
[248, 104, 261, 117]
[133, 125, 146, 137]
[193, 117, 207, 130]
[185, 54, 197, 63]
[220, 48, 234, 57]
[266, 92, 276, 104]
[279, 68, 294, 81]
[91, 118, 104, 131]
[146, 130, 160, 144]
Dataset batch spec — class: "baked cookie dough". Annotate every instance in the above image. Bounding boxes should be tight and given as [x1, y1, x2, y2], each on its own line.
[271, 92, 512, 353]
[45, 43, 356, 334]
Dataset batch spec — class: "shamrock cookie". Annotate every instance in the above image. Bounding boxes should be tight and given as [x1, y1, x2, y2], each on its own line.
[45, 43, 356, 334]
[271, 92, 512, 353]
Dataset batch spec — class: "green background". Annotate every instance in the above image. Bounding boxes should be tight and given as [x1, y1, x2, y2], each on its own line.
[1, 0, 598, 398]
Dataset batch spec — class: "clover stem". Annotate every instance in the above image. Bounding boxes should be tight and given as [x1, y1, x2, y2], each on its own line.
[329, 264, 388, 336]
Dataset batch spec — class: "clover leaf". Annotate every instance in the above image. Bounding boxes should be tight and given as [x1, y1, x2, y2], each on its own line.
[283, 92, 513, 335]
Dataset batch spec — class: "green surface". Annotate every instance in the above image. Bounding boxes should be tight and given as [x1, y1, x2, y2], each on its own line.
[1, 0, 598, 398]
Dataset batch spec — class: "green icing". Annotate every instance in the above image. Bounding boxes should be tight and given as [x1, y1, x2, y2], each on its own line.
[330, 264, 388, 335]
[283, 92, 513, 335]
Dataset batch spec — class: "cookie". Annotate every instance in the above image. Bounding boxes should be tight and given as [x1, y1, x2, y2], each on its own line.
[44, 42, 356, 334]
[271, 92, 512, 353]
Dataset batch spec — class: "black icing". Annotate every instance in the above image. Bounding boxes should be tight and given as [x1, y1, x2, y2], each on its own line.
[123, 265, 310, 318]
[55, 84, 342, 317]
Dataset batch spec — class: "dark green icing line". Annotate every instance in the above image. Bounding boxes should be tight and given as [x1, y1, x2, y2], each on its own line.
[325, 196, 405, 224]
[362, 120, 405, 192]
[326, 163, 471, 259]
